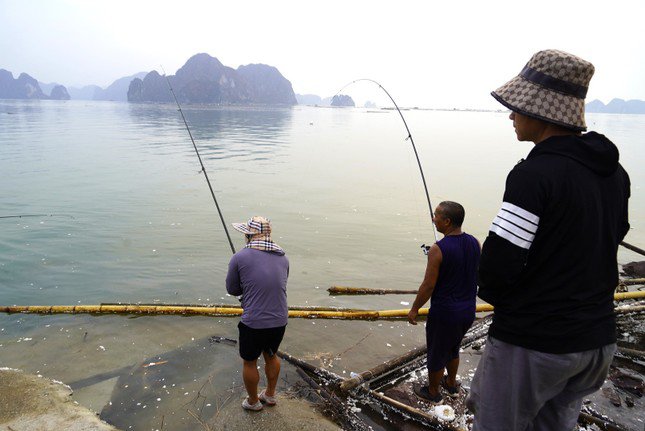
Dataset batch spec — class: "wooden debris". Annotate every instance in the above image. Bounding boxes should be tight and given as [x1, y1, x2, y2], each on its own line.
[340, 345, 426, 392]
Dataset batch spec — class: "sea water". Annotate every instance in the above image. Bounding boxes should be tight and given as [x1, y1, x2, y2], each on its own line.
[0, 100, 643, 427]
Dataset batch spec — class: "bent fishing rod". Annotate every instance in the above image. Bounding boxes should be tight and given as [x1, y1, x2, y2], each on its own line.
[162, 69, 236, 254]
[336, 79, 438, 244]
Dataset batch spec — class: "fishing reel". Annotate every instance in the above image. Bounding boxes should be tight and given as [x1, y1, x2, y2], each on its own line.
[421, 244, 431, 255]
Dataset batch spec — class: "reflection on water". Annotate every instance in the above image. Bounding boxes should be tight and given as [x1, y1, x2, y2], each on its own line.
[127, 103, 293, 163]
[0, 100, 643, 429]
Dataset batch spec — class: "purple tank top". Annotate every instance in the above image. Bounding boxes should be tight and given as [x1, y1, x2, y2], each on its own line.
[430, 233, 480, 311]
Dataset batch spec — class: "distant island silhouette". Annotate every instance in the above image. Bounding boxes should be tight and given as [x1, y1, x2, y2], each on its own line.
[128, 53, 297, 105]
[0, 69, 69, 100]
[586, 98, 645, 114]
[2, 65, 644, 113]
[1, 53, 298, 105]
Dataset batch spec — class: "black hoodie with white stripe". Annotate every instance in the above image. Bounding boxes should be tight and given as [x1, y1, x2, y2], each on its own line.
[478, 131, 630, 353]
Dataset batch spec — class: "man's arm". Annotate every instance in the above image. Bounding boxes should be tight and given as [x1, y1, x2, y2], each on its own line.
[225, 256, 243, 296]
[408, 244, 442, 325]
[478, 166, 546, 305]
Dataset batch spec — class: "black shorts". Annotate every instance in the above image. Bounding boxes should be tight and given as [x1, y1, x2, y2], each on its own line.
[238, 321, 286, 361]
[426, 310, 474, 372]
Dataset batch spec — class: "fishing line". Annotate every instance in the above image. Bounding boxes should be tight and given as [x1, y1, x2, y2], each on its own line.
[335, 79, 438, 244]
[161, 67, 236, 254]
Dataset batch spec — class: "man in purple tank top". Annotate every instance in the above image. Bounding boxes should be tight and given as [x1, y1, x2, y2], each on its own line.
[408, 201, 481, 403]
[226, 216, 289, 411]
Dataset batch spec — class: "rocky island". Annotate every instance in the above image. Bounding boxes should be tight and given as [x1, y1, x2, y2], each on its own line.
[128, 53, 297, 105]
[586, 98, 645, 114]
[0, 69, 70, 100]
[330, 94, 355, 107]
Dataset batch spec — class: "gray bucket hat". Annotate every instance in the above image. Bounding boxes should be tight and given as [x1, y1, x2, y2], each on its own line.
[492, 49, 594, 131]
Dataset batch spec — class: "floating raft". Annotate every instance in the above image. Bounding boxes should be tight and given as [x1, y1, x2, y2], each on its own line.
[280, 301, 644, 431]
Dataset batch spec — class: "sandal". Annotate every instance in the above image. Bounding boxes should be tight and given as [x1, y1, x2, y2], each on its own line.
[440, 376, 460, 398]
[414, 384, 443, 403]
[259, 389, 277, 406]
[242, 397, 263, 411]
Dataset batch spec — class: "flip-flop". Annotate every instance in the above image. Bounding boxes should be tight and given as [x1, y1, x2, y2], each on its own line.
[414, 384, 443, 403]
[440, 375, 460, 398]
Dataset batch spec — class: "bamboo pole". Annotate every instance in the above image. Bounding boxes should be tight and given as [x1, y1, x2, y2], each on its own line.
[621, 278, 645, 286]
[341, 317, 493, 393]
[613, 291, 645, 301]
[294, 368, 370, 431]
[340, 345, 426, 392]
[276, 350, 341, 382]
[0, 291, 642, 320]
[578, 411, 630, 431]
[101, 302, 374, 313]
[0, 303, 492, 319]
[621, 241, 645, 257]
[333, 283, 645, 296]
[367, 389, 461, 431]
[329, 286, 418, 295]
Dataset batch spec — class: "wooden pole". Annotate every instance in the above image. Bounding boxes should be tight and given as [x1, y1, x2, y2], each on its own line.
[367, 389, 462, 431]
[621, 278, 645, 286]
[331, 284, 645, 296]
[341, 317, 493, 393]
[276, 350, 341, 383]
[578, 411, 630, 431]
[328, 286, 418, 295]
[621, 241, 645, 257]
[340, 345, 426, 392]
[0, 303, 492, 319]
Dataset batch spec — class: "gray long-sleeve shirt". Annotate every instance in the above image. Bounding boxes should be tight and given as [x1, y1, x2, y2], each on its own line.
[226, 248, 289, 329]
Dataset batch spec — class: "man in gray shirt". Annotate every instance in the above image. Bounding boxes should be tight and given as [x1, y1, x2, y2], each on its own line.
[226, 216, 289, 411]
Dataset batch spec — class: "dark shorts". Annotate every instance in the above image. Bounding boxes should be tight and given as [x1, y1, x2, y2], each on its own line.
[238, 321, 286, 361]
[426, 308, 474, 372]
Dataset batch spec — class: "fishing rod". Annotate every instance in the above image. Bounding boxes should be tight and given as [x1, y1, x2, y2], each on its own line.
[336, 79, 438, 244]
[161, 68, 236, 254]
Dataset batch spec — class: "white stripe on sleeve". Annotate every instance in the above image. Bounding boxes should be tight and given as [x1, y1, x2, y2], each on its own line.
[490, 224, 533, 249]
[490, 201, 540, 249]
[492, 216, 536, 242]
[501, 202, 540, 225]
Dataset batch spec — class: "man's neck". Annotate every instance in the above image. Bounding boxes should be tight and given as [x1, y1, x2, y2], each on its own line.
[534, 124, 580, 145]
[442, 227, 462, 237]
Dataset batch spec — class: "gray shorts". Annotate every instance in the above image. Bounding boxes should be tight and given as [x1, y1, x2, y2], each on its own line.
[466, 336, 615, 431]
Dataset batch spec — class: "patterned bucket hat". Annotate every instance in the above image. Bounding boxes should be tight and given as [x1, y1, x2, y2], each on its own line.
[491, 49, 594, 131]
[232, 216, 283, 252]
[232, 216, 271, 235]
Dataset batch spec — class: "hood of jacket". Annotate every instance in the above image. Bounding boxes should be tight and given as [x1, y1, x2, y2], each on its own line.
[529, 132, 620, 177]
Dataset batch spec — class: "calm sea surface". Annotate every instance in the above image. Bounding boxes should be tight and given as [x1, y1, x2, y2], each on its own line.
[0, 100, 643, 428]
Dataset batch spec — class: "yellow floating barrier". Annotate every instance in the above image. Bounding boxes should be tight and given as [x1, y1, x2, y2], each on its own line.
[0, 291, 642, 321]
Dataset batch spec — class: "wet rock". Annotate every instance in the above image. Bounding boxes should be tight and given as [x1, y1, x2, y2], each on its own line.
[625, 396, 635, 407]
[622, 261, 645, 278]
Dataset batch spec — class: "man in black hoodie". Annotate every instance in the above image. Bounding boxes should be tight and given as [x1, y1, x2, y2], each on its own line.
[466, 50, 630, 431]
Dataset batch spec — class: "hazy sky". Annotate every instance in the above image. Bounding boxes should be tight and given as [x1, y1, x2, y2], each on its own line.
[1, 0, 644, 108]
